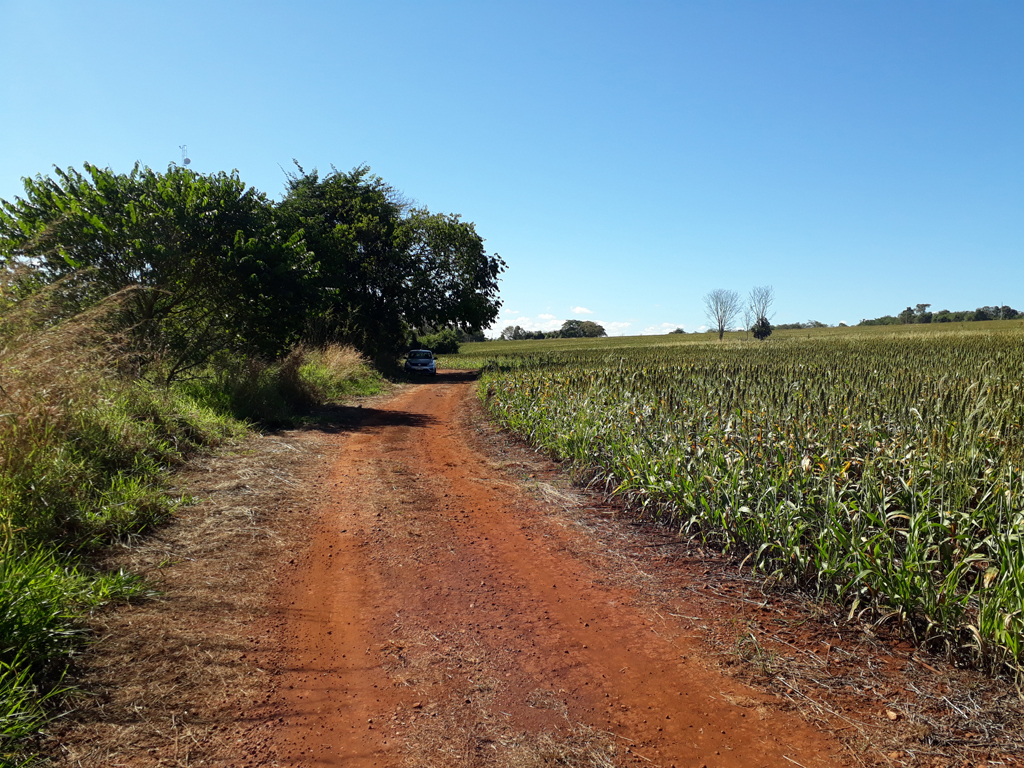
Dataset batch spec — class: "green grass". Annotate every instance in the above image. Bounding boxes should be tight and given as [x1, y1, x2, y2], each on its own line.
[0, 540, 151, 766]
[175, 344, 385, 426]
[0, 306, 383, 765]
[464, 324, 1024, 676]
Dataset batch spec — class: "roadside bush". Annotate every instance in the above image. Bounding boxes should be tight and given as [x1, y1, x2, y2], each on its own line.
[176, 344, 381, 426]
[416, 328, 461, 354]
[0, 292, 241, 547]
[0, 540, 149, 763]
[0, 292, 235, 763]
[0, 273, 386, 762]
[297, 344, 381, 402]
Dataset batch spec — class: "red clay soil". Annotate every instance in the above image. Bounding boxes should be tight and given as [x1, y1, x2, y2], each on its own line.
[253, 373, 847, 768]
[52, 371, 1020, 768]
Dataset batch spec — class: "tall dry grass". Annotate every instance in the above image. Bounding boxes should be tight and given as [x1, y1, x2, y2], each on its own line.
[0, 284, 234, 764]
[1, 274, 385, 763]
[0, 286, 240, 546]
[173, 342, 380, 426]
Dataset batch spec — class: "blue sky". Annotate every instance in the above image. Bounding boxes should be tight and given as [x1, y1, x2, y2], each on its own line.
[2, 1, 1021, 335]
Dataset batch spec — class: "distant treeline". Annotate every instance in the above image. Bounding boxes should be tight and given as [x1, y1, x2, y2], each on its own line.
[860, 304, 1021, 326]
[769, 320, 835, 331]
[499, 319, 606, 340]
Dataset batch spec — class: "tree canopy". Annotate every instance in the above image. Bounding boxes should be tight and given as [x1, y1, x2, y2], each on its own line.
[1, 162, 505, 375]
[0, 163, 311, 380]
[559, 319, 606, 338]
[276, 164, 504, 362]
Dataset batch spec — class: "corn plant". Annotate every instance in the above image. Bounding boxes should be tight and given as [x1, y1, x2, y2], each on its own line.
[474, 329, 1024, 674]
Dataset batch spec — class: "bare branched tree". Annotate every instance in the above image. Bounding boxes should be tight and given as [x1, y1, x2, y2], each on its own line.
[703, 289, 740, 341]
[748, 285, 775, 324]
[742, 307, 754, 340]
[747, 285, 775, 341]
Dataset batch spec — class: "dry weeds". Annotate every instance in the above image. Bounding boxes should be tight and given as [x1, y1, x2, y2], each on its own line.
[43, 428, 326, 766]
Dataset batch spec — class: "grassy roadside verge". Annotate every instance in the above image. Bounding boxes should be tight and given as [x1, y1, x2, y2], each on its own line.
[0, 304, 384, 766]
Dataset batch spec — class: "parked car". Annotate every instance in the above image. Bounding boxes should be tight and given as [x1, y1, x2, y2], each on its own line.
[404, 349, 437, 375]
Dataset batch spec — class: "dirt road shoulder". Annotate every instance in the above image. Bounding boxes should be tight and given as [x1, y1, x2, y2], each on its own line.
[48, 373, 1021, 768]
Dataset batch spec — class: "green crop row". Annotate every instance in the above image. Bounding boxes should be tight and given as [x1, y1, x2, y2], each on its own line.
[474, 330, 1024, 674]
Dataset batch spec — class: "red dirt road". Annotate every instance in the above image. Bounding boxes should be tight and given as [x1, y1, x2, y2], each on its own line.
[261, 373, 847, 767]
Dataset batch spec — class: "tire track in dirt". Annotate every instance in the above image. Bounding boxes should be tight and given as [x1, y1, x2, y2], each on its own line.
[264, 372, 849, 767]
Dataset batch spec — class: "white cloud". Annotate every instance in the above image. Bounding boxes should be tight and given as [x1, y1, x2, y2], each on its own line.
[498, 315, 564, 333]
[599, 321, 632, 336]
[570, 306, 594, 315]
[530, 315, 565, 332]
[643, 322, 686, 335]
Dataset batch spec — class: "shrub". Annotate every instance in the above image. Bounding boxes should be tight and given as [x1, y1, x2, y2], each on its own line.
[752, 317, 772, 340]
[415, 328, 461, 354]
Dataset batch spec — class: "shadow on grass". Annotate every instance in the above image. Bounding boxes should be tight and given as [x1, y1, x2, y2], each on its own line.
[395, 369, 480, 385]
[295, 369, 479, 433]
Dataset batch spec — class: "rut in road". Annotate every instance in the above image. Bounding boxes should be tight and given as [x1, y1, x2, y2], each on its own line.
[266, 372, 847, 767]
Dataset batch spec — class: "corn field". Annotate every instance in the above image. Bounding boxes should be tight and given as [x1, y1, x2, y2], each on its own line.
[468, 330, 1024, 674]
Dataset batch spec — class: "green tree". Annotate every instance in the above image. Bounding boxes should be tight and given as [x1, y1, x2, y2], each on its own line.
[752, 316, 772, 340]
[414, 327, 460, 354]
[403, 209, 504, 333]
[559, 319, 606, 338]
[277, 165, 504, 363]
[277, 164, 411, 362]
[0, 163, 312, 381]
[747, 285, 775, 341]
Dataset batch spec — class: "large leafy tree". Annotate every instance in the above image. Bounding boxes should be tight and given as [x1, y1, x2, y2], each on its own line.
[403, 209, 504, 333]
[559, 319, 606, 338]
[0, 163, 312, 380]
[278, 164, 504, 362]
[277, 164, 409, 361]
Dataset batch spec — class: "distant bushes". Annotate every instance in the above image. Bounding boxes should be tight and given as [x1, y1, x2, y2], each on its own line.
[773, 320, 828, 330]
[498, 319, 607, 340]
[414, 328, 462, 354]
[861, 304, 1021, 326]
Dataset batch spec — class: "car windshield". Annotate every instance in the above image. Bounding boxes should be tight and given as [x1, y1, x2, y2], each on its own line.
[408, 351, 432, 359]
